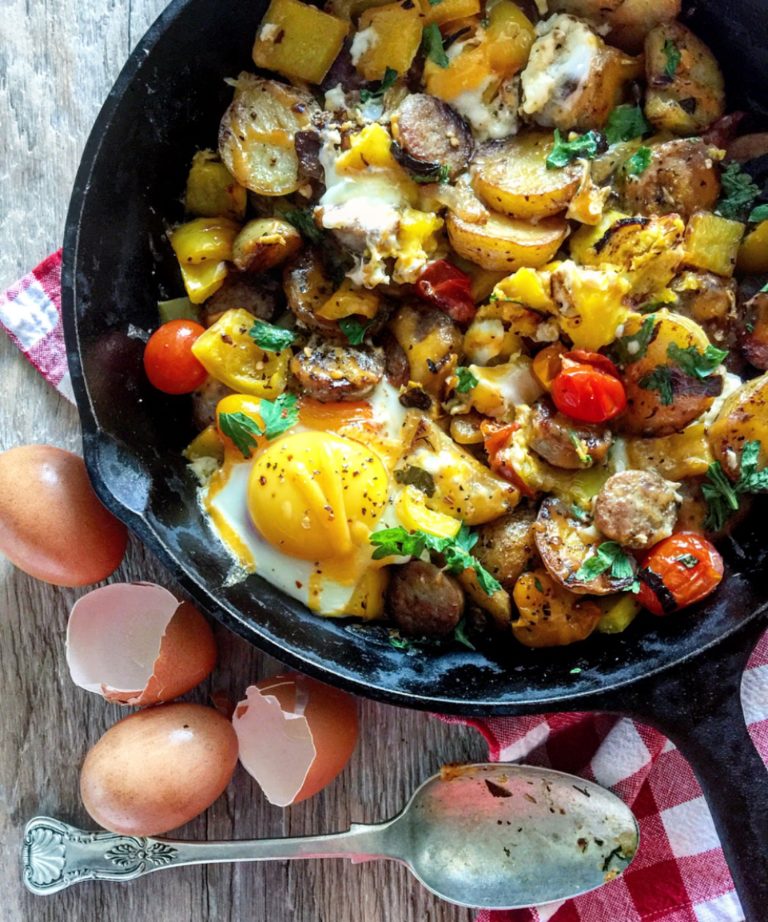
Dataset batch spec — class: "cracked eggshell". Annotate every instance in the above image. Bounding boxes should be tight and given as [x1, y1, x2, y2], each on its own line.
[233, 673, 358, 807]
[66, 582, 217, 706]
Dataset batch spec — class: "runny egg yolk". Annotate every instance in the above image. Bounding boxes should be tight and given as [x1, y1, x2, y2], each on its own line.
[247, 431, 388, 561]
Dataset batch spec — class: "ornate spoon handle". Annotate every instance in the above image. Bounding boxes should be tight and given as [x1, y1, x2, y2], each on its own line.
[23, 816, 399, 895]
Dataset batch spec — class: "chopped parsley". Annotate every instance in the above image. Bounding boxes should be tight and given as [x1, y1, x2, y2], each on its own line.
[666, 342, 728, 379]
[218, 393, 299, 457]
[716, 162, 761, 221]
[339, 315, 373, 345]
[573, 541, 638, 590]
[283, 208, 324, 245]
[546, 129, 603, 169]
[639, 366, 675, 405]
[411, 163, 451, 184]
[428, 0, 443, 5]
[604, 105, 650, 145]
[625, 146, 652, 177]
[423, 23, 449, 68]
[388, 631, 412, 651]
[455, 366, 478, 393]
[568, 430, 592, 465]
[249, 320, 295, 352]
[702, 440, 768, 530]
[369, 524, 502, 596]
[749, 204, 768, 224]
[609, 315, 657, 366]
[663, 39, 681, 78]
[394, 466, 436, 497]
[453, 618, 476, 650]
[676, 554, 699, 569]
[534, 577, 544, 593]
[570, 503, 590, 523]
[359, 66, 398, 103]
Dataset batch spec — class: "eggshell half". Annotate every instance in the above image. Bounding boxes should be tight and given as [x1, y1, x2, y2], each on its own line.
[80, 702, 238, 835]
[0, 445, 127, 586]
[66, 582, 217, 705]
[233, 672, 358, 806]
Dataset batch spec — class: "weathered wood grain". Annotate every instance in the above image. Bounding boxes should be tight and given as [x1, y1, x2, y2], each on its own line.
[0, 2, 487, 919]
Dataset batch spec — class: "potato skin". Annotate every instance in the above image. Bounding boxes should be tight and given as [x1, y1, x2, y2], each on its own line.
[644, 22, 725, 135]
[388, 304, 462, 399]
[232, 218, 302, 272]
[446, 211, 568, 272]
[512, 568, 601, 648]
[471, 507, 538, 593]
[620, 139, 720, 221]
[708, 372, 768, 478]
[387, 560, 464, 637]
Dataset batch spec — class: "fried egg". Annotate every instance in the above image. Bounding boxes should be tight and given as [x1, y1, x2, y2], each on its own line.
[200, 381, 413, 617]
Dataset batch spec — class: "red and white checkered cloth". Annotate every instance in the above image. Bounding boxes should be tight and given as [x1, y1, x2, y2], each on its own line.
[4, 251, 768, 922]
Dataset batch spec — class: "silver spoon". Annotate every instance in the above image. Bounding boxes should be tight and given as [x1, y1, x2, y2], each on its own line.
[23, 762, 638, 908]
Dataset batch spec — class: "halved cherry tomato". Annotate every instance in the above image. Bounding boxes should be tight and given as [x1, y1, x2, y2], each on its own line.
[564, 350, 622, 380]
[551, 360, 627, 424]
[637, 532, 724, 616]
[481, 421, 536, 497]
[414, 259, 476, 325]
[143, 319, 208, 394]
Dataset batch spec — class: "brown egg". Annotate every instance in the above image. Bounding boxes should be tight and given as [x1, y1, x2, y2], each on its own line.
[80, 703, 238, 836]
[0, 444, 127, 586]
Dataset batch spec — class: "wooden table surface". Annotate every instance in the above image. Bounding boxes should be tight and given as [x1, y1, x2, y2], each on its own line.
[0, 2, 487, 919]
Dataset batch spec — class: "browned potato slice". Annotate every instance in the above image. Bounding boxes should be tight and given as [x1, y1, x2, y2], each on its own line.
[534, 497, 637, 595]
[708, 372, 768, 478]
[512, 569, 602, 647]
[619, 139, 720, 221]
[621, 310, 722, 437]
[644, 22, 725, 135]
[218, 74, 318, 196]
[472, 508, 538, 593]
[446, 211, 568, 272]
[389, 304, 462, 399]
[283, 248, 342, 340]
[548, 0, 679, 53]
[232, 218, 302, 272]
[472, 133, 583, 220]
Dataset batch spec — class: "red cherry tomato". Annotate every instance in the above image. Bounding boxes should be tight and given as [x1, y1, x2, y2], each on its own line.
[551, 362, 627, 424]
[564, 350, 622, 380]
[143, 320, 208, 394]
[637, 532, 724, 616]
[481, 422, 536, 497]
[414, 259, 476, 325]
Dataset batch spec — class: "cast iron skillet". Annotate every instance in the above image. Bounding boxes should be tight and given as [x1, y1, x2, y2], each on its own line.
[63, 0, 768, 914]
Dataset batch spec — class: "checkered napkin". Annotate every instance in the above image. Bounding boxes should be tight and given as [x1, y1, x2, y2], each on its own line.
[4, 251, 768, 921]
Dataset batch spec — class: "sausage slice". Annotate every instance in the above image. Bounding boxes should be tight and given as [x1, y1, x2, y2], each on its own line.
[394, 94, 474, 180]
[290, 336, 385, 402]
[387, 560, 465, 636]
[593, 469, 681, 549]
[528, 398, 612, 469]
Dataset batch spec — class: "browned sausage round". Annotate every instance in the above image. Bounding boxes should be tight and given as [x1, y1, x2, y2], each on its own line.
[283, 248, 343, 340]
[290, 336, 385, 401]
[471, 508, 538, 593]
[394, 94, 474, 181]
[202, 272, 283, 326]
[527, 398, 612, 469]
[593, 469, 681, 549]
[387, 560, 465, 636]
[620, 139, 720, 221]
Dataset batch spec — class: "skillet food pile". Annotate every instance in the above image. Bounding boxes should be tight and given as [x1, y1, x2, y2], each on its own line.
[143, 0, 768, 650]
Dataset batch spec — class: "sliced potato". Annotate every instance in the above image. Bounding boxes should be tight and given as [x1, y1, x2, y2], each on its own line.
[512, 568, 602, 647]
[389, 304, 462, 399]
[472, 133, 582, 219]
[708, 372, 768, 478]
[232, 218, 302, 272]
[534, 497, 638, 595]
[446, 211, 568, 271]
[625, 422, 714, 480]
[644, 21, 725, 135]
[621, 310, 721, 436]
[218, 74, 318, 197]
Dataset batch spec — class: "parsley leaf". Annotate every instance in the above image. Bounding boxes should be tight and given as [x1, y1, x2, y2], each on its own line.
[716, 162, 761, 221]
[568, 430, 592, 465]
[609, 315, 657, 366]
[259, 393, 299, 440]
[749, 204, 768, 223]
[639, 366, 675, 405]
[702, 440, 768, 530]
[453, 618, 476, 650]
[339, 315, 372, 345]
[605, 105, 650, 145]
[667, 342, 728, 379]
[625, 146, 652, 176]
[394, 466, 436, 497]
[423, 23, 449, 68]
[546, 129, 603, 169]
[428, 0, 443, 5]
[570, 503, 589, 523]
[369, 524, 502, 595]
[676, 554, 699, 569]
[249, 320, 295, 353]
[663, 39, 681, 78]
[388, 631, 412, 651]
[283, 208, 324, 245]
[573, 541, 637, 587]
[217, 412, 263, 459]
[359, 66, 398, 103]
[455, 366, 478, 393]
[411, 164, 450, 184]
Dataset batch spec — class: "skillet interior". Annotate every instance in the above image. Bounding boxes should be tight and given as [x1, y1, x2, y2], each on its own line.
[64, 0, 768, 714]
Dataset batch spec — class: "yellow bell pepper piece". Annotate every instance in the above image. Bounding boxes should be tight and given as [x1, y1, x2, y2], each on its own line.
[171, 217, 240, 265]
[179, 260, 229, 304]
[343, 567, 389, 620]
[596, 595, 641, 634]
[317, 280, 381, 320]
[419, 0, 479, 24]
[184, 425, 225, 463]
[252, 0, 349, 84]
[185, 150, 246, 221]
[492, 266, 555, 313]
[737, 220, 768, 274]
[335, 123, 401, 174]
[485, 0, 535, 75]
[393, 209, 443, 284]
[683, 212, 745, 278]
[192, 309, 291, 397]
[424, 41, 492, 101]
[354, 1, 425, 82]
[396, 485, 462, 539]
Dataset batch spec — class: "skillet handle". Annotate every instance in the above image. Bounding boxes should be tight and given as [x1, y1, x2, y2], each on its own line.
[616, 616, 768, 921]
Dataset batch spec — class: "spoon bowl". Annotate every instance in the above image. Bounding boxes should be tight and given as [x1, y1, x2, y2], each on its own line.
[24, 762, 638, 908]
